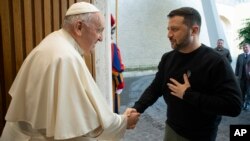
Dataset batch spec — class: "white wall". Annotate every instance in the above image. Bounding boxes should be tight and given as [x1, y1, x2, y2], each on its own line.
[111, 0, 210, 70]
[216, 2, 250, 69]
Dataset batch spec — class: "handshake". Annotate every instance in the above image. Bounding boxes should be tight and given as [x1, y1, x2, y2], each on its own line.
[123, 108, 141, 129]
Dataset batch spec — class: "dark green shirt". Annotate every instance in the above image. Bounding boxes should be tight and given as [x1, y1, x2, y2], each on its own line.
[214, 47, 232, 63]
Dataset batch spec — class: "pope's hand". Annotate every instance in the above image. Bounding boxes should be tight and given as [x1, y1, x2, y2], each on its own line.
[123, 108, 140, 129]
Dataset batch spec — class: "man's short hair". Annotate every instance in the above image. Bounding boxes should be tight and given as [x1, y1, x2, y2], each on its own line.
[218, 39, 224, 42]
[243, 42, 250, 47]
[167, 7, 201, 28]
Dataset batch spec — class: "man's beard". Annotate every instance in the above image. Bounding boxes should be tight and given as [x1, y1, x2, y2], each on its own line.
[171, 33, 190, 51]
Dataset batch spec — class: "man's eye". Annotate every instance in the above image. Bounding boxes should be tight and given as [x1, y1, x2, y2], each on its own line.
[168, 27, 178, 32]
[172, 28, 178, 32]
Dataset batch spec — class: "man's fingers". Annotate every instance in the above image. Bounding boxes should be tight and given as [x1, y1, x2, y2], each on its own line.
[183, 74, 191, 88]
[167, 83, 177, 92]
[169, 78, 180, 85]
[183, 74, 189, 83]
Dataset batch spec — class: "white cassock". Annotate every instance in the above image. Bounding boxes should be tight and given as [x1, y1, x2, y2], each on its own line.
[1, 29, 127, 141]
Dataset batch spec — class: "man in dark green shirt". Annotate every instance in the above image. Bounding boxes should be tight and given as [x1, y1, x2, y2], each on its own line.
[214, 38, 232, 63]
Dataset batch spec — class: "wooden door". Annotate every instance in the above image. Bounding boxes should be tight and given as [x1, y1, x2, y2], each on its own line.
[0, 0, 94, 133]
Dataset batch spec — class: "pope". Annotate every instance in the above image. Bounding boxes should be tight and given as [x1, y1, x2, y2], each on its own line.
[0, 2, 140, 141]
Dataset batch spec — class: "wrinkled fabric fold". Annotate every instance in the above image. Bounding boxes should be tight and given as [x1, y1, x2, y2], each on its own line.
[3, 29, 126, 141]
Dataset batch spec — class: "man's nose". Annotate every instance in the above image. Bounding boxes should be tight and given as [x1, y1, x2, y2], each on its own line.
[168, 31, 173, 38]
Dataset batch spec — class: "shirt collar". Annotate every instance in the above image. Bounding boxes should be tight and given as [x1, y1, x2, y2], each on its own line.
[216, 47, 224, 51]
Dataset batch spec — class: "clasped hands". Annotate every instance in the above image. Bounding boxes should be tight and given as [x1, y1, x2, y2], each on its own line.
[123, 108, 140, 129]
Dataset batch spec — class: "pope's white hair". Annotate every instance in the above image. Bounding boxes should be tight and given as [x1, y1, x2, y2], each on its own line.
[62, 12, 96, 27]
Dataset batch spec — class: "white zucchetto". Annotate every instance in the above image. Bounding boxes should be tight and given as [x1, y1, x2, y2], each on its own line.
[66, 2, 99, 16]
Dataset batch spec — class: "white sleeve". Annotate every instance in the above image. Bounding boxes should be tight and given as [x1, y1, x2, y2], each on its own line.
[96, 115, 127, 141]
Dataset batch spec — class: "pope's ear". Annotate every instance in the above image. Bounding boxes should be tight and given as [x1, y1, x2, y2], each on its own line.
[74, 21, 86, 36]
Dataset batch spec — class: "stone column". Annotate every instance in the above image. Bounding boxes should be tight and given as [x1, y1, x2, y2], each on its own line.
[94, 0, 113, 110]
[201, 0, 228, 48]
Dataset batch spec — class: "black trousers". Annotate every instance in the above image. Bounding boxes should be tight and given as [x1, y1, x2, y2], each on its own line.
[240, 78, 250, 105]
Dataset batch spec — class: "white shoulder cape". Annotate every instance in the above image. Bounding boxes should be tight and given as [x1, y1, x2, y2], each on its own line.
[5, 29, 126, 140]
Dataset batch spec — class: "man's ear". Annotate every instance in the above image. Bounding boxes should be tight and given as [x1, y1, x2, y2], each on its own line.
[191, 25, 199, 35]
